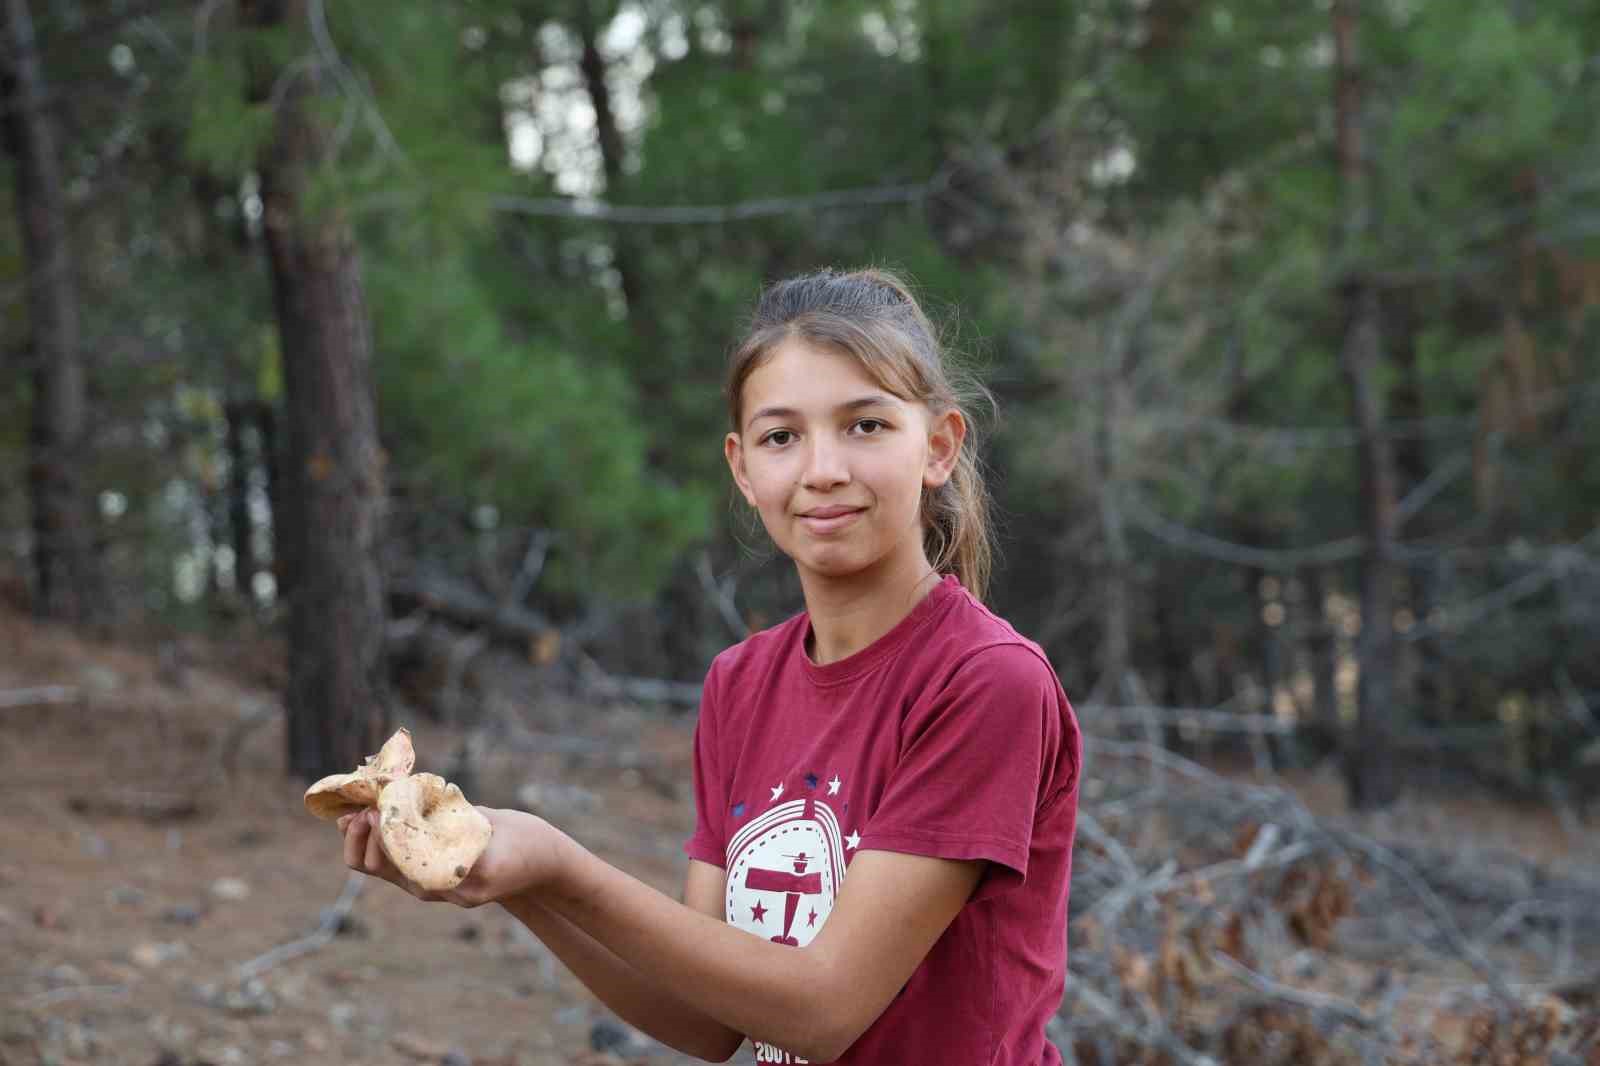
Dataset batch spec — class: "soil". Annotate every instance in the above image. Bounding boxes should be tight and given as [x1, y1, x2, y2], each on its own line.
[0, 606, 719, 1066]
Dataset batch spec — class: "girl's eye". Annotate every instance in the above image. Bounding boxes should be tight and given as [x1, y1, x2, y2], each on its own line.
[853, 418, 886, 435]
[762, 429, 795, 447]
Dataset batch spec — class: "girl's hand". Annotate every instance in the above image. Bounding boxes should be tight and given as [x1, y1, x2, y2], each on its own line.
[336, 805, 566, 908]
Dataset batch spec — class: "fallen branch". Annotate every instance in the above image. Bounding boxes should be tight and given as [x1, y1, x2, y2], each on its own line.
[695, 551, 750, 641]
[235, 872, 365, 982]
[576, 650, 701, 708]
[1328, 829, 1518, 1005]
[0, 684, 78, 709]
[389, 570, 554, 644]
[66, 788, 198, 822]
[1062, 974, 1220, 1066]
[15, 984, 130, 1010]
[1079, 704, 1294, 736]
[1211, 951, 1381, 1031]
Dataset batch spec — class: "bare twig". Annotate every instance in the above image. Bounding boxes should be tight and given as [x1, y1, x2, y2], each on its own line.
[694, 551, 750, 641]
[1063, 976, 1220, 1066]
[235, 872, 365, 982]
[0, 684, 77, 708]
[575, 649, 701, 707]
[15, 984, 130, 1010]
[1211, 951, 1382, 1031]
[305, 0, 411, 171]
[1327, 833, 1517, 1004]
[500, 529, 553, 619]
[489, 181, 932, 226]
[1080, 703, 1296, 735]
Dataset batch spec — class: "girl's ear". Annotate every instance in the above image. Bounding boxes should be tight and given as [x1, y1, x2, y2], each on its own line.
[923, 408, 965, 489]
[725, 431, 758, 506]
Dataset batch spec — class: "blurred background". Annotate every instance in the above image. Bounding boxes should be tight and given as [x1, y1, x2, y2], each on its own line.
[4, 2, 1600, 1064]
[10, 0, 1600, 803]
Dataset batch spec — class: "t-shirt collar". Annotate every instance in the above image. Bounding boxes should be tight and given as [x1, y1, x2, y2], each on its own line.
[797, 574, 962, 687]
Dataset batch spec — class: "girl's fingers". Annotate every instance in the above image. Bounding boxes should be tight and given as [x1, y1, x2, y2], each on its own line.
[336, 808, 441, 903]
[342, 811, 368, 871]
[363, 811, 387, 873]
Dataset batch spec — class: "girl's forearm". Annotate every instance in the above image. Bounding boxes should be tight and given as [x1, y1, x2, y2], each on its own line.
[498, 893, 745, 1062]
[534, 831, 846, 1062]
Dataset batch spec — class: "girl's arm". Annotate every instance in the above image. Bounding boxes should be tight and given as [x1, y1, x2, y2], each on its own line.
[499, 859, 745, 1062]
[341, 806, 981, 1061]
[339, 809, 744, 1062]
[526, 829, 983, 1063]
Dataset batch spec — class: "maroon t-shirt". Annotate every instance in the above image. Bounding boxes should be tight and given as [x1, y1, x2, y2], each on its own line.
[684, 576, 1081, 1065]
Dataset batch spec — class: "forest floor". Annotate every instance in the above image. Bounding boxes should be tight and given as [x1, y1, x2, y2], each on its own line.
[2, 602, 1597, 1066]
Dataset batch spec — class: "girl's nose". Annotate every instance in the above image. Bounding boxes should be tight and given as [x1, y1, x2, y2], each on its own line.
[801, 437, 850, 490]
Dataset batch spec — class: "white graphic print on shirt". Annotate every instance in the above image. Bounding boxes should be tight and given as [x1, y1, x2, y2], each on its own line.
[725, 795, 846, 946]
[725, 791, 850, 1063]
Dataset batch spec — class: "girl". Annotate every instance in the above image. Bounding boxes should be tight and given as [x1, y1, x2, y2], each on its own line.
[338, 268, 1081, 1064]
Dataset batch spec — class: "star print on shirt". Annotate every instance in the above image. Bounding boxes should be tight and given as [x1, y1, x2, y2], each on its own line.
[846, 830, 861, 850]
[751, 900, 768, 924]
[807, 908, 818, 927]
[827, 774, 842, 795]
[804, 772, 819, 790]
[770, 782, 784, 801]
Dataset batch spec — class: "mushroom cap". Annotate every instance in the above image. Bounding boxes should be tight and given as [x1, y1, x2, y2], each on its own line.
[377, 772, 493, 892]
[302, 728, 416, 821]
[364, 727, 416, 777]
[304, 773, 385, 820]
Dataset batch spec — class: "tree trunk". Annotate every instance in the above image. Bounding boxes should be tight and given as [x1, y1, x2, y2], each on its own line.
[245, 0, 390, 780]
[575, 2, 637, 308]
[2, 0, 98, 623]
[1332, 0, 1402, 810]
[574, 1, 665, 414]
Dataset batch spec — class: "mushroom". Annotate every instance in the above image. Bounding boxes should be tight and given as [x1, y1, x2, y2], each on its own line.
[302, 728, 417, 820]
[376, 772, 493, 892]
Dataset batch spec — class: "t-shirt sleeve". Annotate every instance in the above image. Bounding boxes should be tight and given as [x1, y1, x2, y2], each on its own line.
[857, 642, 1074, 900]
[683, 658, 727, 868]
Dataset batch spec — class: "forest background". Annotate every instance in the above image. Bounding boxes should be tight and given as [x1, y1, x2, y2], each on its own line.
[4, 1, 1600, 1062]
[10, 0, 1598, 803]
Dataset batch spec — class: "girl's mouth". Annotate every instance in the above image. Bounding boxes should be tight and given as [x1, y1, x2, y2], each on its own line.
[798, 506, 864, 534]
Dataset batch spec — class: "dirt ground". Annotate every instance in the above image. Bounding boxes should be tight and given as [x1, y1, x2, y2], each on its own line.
[2, 604, 1595, 1066]
[0, 607, 718, 1066]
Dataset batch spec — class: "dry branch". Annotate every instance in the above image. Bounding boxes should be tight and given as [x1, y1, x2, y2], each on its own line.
[1051, 732, 1600, 1064]
[15, 984, 130, 1010]
[234, 872, 365, 982]
[0, 684, 77, 708]
[1081, 703, 1296, 735]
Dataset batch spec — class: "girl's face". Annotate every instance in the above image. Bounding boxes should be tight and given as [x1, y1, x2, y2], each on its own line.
[725, 339, 963, 587]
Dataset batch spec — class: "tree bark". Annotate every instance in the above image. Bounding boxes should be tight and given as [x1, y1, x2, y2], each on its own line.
[2, 0, 98, 623]
[1332, 0, 1402, 810]
[244, 0, 390, 780]
[575, 4, 644, 318]
[574, 1, 664, 406]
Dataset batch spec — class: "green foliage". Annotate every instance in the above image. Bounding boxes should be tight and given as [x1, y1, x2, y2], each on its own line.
[183, 44, 278, 175]
[368, 243, 708, 594]
[8, 0, 1598, 742]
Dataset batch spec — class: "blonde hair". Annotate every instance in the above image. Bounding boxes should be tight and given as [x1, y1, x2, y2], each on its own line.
[726, 268, 996, 602]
